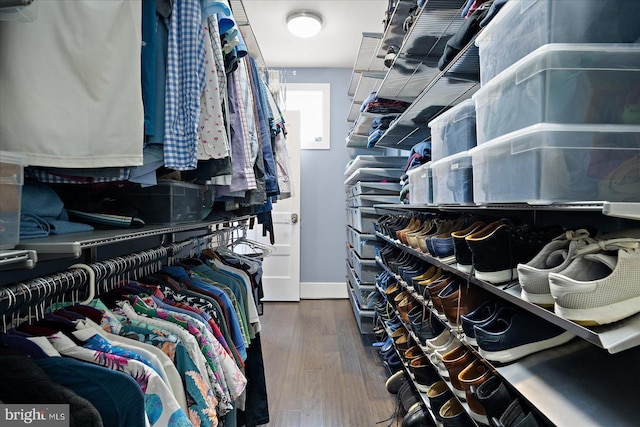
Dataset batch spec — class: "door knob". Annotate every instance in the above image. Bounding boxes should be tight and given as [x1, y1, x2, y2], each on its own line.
[291, 213, 299, 224]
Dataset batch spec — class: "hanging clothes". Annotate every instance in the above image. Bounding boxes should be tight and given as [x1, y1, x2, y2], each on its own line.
[0, 0, 144, 168]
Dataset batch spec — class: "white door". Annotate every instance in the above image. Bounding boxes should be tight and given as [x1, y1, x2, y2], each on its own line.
[247, 110, 301, 301]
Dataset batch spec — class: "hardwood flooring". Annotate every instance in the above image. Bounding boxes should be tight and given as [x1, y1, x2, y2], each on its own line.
[258, 300, 399, 427]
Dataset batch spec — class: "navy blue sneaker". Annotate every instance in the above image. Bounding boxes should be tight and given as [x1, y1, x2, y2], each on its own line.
[460, 300, 502, 347]
[474, 307, 575, 363]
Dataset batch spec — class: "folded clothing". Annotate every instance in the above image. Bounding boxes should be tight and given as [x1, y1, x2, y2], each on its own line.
[20, 180, 93, 239]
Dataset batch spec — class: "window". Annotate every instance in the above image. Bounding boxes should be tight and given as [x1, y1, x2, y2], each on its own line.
[284, 83, 330, 150]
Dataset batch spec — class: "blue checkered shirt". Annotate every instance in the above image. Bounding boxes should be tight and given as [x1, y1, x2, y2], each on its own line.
[163, 0, 206, 170]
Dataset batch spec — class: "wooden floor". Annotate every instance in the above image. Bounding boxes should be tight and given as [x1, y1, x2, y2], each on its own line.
[258, 300, 399, 427]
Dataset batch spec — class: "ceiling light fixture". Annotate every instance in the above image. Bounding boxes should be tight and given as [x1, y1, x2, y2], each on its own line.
[286, 11, 323, 38]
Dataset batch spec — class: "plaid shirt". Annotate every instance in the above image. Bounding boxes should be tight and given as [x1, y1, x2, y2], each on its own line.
[163, 0, 206, 170]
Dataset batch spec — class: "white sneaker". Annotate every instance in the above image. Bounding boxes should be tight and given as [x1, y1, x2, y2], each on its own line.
[425, 329, 454, 355]
[517, 229, 596, 307]
[549, 237, 640, 326]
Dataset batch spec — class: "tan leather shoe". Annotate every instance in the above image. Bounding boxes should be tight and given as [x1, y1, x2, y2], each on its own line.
[441, 346, 474, 399]
[458, 359, 492, 424]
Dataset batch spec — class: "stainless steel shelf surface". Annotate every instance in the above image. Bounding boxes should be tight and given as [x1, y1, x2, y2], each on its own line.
[0, 250, 37, 271]
[376, 0, 469, 103]
[374, 41, 480, 150]
[348, 32, 385, 96]
[375, 231, 640, 354]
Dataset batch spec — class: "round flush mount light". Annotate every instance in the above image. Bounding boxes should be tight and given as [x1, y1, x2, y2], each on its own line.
[286, 11, 323, 38]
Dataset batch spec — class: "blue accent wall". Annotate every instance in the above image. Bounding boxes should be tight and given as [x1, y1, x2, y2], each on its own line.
[277, 68, 353, 283]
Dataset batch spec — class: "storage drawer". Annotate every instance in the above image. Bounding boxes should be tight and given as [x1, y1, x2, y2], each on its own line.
[346, 194, 399, 208]
[348, 245, 382, 283]
[347, 226, 384, 259]
[471, 123, 640, 204]
[347, 262, 376, 308]
[348, 283, 375, 335]
[346, 181, 401, 197]
[474, 44, 640, 144]
[475, 0, 640, 85]
[346, 207, 378, 234]
[0, 152, 24, 249]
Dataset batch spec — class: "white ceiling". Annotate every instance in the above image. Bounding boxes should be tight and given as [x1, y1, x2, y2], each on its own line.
[242, 0, 389, 68]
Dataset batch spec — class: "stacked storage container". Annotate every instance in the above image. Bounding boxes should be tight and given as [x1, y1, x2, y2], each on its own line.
[471, 0, 640, 204]
[345, 156, 403, 333]
[0, 153, 24, 249]
[428, 99, 478, 204]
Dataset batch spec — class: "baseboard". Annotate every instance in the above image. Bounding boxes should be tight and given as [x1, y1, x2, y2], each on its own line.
[300, 282, 348, 299]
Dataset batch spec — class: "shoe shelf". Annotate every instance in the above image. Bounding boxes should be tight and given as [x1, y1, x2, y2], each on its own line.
[379, 318, 453, 427]
[375, 231, 640, 355]
[0, 249, 37, 271]
[378, 253, 633, 427]
[348, 32, 386, 98]
[377, 0, 419, 61]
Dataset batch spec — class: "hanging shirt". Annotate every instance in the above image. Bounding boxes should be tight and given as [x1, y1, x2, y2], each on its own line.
[197, 17, 230, 161]
[162, 266, 247, 361]
[163, 0, 206, 170]
[120, 323, 219, 427]
[36, 356, 147, 427]
[131, 296, 247, 402]
[117, 301, 233, 416]
[48, 332, 192, 427]
[74, 316, 188, 413]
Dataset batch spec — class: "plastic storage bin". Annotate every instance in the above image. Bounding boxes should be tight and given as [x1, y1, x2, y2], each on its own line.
[431, 152, 473, 205]
[475, 0, 640, 85]
[473, 44, 640, 145]
[0, 0, 37, 22]
[428, 99, 477, 162]
[407, 162, 432, 205]
[0, 153, 24, 249]
[346, 207, 378, 234]
[470, 123, 640, 204]
[347, 226, 384, 259]
[119, 180, 205, 224]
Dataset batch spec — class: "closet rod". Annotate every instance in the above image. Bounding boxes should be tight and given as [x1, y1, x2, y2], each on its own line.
[0, 223, 247, 321]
